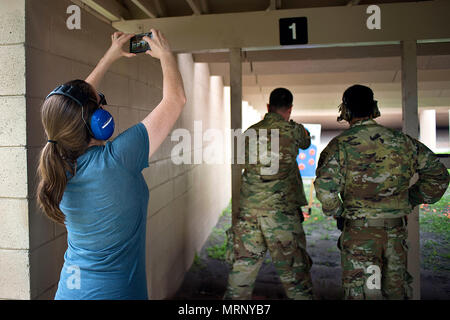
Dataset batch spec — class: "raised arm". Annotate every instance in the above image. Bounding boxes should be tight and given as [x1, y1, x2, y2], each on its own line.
[85, 32, 136, 90]
[291, 121, 311, 150]
[141, 30, 186, 158]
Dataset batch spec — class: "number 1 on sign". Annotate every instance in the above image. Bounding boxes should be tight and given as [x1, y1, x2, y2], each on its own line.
[289, 22, 297, 40]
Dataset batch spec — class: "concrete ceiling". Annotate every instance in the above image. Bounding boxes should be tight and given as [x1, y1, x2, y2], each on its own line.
[76, 0, 448, 130]
[119, 0, 431, 19]
[194, 43, 450, 129]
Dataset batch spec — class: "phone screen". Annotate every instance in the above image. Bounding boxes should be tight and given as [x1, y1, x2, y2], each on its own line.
[129, 32, 152, 54]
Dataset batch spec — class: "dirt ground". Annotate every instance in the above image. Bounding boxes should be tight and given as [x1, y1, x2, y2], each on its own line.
[172, 200, 450, 300]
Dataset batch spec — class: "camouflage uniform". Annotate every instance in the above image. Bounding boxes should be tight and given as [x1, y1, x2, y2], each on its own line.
[224, 112, 313, 300]
[314, 119, 449, 299]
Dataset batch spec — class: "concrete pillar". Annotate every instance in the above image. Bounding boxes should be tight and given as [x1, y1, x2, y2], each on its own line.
[420, 109, 437, 151]
[230, 48, 242, 225]
[0, 0, 30, 300]
[401, 40, 420, 300]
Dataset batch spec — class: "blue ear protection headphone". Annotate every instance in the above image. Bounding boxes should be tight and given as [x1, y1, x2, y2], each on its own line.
[46, 85, 115, 141]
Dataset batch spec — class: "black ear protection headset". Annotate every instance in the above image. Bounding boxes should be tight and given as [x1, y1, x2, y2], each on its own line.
[46, 84, 115, 141]
[337, 95, 380, 122]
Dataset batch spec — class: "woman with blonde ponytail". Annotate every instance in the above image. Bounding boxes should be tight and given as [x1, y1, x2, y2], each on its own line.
[37, 30, 185, 300]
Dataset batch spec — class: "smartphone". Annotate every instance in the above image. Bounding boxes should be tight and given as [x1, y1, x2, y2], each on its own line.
[129, 32, 152, 54]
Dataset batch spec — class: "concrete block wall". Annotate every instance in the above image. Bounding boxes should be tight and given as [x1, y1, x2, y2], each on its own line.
[0, 0, 30, 300]
[0, 0, 230, 299]
[146, 55, 231, 299]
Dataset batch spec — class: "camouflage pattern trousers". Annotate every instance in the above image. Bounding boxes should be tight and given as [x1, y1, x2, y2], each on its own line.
[224, 209, 313, 300]
[340, 223, 413, 299]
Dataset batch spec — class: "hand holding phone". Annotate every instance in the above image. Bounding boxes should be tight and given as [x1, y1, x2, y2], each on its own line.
[141, 30, 172, 60]
[130, 32, 153, 54]
[104, 32, 136, 62]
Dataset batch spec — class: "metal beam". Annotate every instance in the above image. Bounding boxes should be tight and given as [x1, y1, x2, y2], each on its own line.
[230, 48, 242, 227]
[193, 42, 450, 63]
[186, 0, 202, 15]
[199, 0, 209, 14]
[81, 0, 131, 21]
[401, 40, 420, 300]
[267, 0, 281, 11]
[70, 0, 112, 24]
[113, 1, 450, 52]
[131, 0, 158, 18]
[153, 0, 167, 17]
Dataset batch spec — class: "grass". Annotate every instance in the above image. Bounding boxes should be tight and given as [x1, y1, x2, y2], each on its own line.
[419, 185, 450, 271]
[205, 201, 232, 261]
[192, 252, 206, 270]
[206, 243, 228, 261]
[422, 240, 443, 271]
[320, 233, 330, 240]
[302, 182, 338, 237]
[419, 186, 450, 240]
[199, 181, 450, 272]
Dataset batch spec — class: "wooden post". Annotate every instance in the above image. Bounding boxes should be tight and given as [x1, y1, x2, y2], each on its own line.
[230, 48, 242, 226]
[401, 39, 420, 300]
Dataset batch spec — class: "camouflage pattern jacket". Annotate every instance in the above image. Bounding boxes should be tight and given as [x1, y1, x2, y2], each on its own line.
[314, 119, 449, 219]
[240, 112, 311, 213]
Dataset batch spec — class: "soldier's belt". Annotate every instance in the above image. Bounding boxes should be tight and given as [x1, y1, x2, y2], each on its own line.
[345, 217, 405, 228]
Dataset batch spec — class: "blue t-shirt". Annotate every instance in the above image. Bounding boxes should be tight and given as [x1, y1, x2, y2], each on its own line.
[55, 123, 150, 300]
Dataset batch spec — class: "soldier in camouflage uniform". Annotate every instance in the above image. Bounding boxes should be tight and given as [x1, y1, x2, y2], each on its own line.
[224, 88, 313, 300]
[314, 84, 449, 300]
